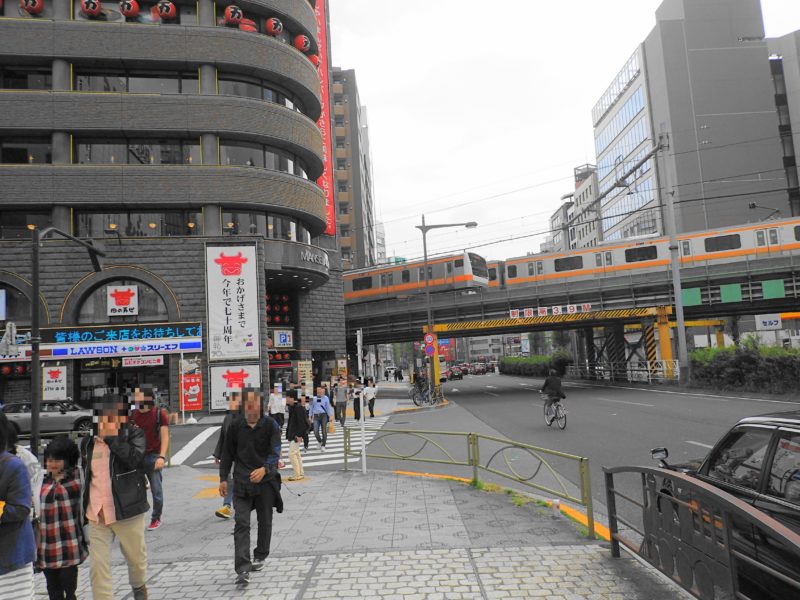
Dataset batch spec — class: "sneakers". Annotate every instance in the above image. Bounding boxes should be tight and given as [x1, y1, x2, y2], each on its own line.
[146, 519, 161, 531]
[320, 445, 326, 453]
[235, 571, 250, 585]
[302, 447, 308, 454]
[215, 505, 232, 519]
[132, 585, 148, 600]
[287, 475, 305, 481]
[278, 460, 286, 470]
[251, 559, 265, 571]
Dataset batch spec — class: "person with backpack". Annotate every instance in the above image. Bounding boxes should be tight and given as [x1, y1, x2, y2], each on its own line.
[37, 436, 88, 600]
[130, 384, 170, 531]
[213, 390, 242, 520]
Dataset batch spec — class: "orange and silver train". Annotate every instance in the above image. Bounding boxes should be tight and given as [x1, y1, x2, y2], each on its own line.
[344, 252, 489, 303]
[489, 217, 800, 289]
[345, 218, 800, 303]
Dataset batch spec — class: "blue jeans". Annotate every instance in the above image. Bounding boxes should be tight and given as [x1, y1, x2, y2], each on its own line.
[143, 453, 164, 520]
[312, 413, 329, 446]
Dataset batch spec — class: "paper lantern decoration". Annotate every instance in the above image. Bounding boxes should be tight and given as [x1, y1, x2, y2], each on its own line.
[281, 294, 288, 302]
[156, 0, 176, 20]
[119, 0, 139, 17]
[20, 0, 43, 15]
[293, 34, 310, 53]
[1, 365, 11, 376]
[14, 365, 25, 375]
[266, 315, 273, 323]
[81, 0, 102, 17]
[224, 4, 241, 25]
[265, 17, 282, 36]
[308, 54, 320, 67]
[238, 17, 256, 32]
[282, 305, 289, 313]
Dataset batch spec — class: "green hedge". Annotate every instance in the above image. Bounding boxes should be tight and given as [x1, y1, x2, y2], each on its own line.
[499, 352, 573, 377]
[690, 345, 800, 394]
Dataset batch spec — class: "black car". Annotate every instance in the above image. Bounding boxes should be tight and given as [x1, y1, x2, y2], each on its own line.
[653, 410, 800, 599]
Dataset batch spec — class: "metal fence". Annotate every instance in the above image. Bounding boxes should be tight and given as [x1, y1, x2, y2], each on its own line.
[344, 427, 595, 539]
[17, 430, 173, 466]
[567, 360, 680, 383]
[604, 465, 800, 600]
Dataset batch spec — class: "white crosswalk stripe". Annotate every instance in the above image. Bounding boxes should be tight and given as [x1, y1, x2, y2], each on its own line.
[192, 416, 391, 469]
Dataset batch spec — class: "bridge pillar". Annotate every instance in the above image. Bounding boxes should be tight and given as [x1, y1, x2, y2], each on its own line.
[656, 308, 674, 378]
[604, 323, 626, 381]
[716, 328, 725, 348]
[642, 319, 658, 374]
[582, 327, 596, 379]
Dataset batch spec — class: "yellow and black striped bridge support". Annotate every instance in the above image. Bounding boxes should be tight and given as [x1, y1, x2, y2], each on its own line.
[643, 319, 658, 372]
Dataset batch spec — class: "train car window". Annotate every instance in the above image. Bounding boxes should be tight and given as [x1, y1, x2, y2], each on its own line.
[756, 230, 766, 247]
[418, 266, 432, 281]
[454, 259, 464, 268]
[681, 240, 691, 256]
[380, 273, 393, 287]
[352, 276, 372, 291]
[704, 234, 741, 252]
[769, 229, 779, 245]
[595, 254, 602, 267]
[446, 263, 453, 276]
[795, 225, 800, 241]
[488, 268, 497, 281]
[527, 262, 535, 276]
[507, 265, 518, 279]
[605, 252, 613, 265]
[536, 262, 543, 275]
[624, 245, 658, 263]
[554, 256, 583, 272]
[401, 270, 410, 283]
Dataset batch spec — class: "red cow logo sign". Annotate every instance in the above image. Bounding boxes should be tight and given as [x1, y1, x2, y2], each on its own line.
[222, 369, 248, 389]
[47, 369, 62, 380]
[107, 285, 139, 316]
[214, 252, 248, 276]
[110, 288, 135, 306]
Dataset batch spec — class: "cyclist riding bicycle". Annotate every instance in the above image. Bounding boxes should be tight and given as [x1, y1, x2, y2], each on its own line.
[540, 369, 566, 422]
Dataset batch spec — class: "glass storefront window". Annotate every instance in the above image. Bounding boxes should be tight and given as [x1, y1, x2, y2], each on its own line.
[0, 139, 51, 164]
[222, 211, 267, 235]
[76, 141, 126, 165]
[128, 140, 182, 165]
[78, 280, 169, 324]
[0, 211, 52, 239]
[74, 139, 200, 165]
[218, 77, 263, 100]
[0, 67, 51, 90]
[74, 74, 126, 93]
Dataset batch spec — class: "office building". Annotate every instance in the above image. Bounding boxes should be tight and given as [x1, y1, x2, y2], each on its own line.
[332, 67, 376, 270]
[594, 0, 792, 241]
[0, 0, 346, 410]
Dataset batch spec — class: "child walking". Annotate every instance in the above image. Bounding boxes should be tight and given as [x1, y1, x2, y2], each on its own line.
[38, 436, 88, 600]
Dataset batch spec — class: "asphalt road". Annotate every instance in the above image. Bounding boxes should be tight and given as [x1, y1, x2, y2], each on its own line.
[442, 373, 800, 516]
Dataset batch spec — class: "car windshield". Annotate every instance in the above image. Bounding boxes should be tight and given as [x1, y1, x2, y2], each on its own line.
[706, 427, 773, 491]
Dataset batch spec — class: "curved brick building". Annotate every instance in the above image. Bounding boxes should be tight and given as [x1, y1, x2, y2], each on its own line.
[0, 0, 345, 411]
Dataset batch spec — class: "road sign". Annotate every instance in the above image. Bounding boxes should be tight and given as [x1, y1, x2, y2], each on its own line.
[424, 344, 435, 356]
[423, 333, 435, 345]
[756, 314, 782, 331]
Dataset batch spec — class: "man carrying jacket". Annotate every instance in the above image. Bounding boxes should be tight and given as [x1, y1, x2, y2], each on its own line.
[80, 395, 149, 600]
[219, 388, 283, 585]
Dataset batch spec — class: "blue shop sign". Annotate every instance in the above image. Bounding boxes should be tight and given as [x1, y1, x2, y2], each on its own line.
[41, 322, 202, 345]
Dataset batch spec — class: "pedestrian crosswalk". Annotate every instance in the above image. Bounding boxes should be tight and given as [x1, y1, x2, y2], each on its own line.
[192, 416, 391, 470]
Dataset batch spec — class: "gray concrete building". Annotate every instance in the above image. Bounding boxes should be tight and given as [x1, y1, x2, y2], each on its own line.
[594, 0, 793, 241]
[0, 0, 346, 410]
[332, 67, 377, 270]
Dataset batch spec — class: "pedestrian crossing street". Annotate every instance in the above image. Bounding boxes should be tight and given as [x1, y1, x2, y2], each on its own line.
[192, 416, 391, 470]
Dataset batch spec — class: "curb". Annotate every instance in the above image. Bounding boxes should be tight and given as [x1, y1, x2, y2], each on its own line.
[392, 398, 450, 414]
[393, 468, 611, 542]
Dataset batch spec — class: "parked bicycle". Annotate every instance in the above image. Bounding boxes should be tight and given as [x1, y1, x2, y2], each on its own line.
[541, 393, 567, 429]
[409, 380, 443, 407]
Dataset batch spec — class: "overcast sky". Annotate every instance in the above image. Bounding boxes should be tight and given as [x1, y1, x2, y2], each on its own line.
[329, 0, 800, 263]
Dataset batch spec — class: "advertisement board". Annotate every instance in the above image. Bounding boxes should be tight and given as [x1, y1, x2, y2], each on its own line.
[181, 358, 203, 412]
[122, 356, 164, 368]
[273, 330, 293, 348]
[107, 285, 139, 316]
[42, 365, 68, 400]
[297, 360, 313, 386]
[209, 363, 261, 411]
[206, 245, 260, 361]
[314, 0, 336, 235]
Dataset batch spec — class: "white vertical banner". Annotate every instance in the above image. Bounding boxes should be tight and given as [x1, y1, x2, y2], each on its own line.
[209, 363, 261, 411]
[42, 365, 68, 400]
[0, 289, 6, 321]
[206, 245, 260, 361]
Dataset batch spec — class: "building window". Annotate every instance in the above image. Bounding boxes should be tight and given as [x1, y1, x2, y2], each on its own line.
[336, 138, 346, 149]
[340, 227, 350, 238]
[341, 249, 352, 261]
[219, 141, 308, 178]
[75, 211, 201, 238]
[0, 211, 52, 239]
[1, 138, 52, 164]
[74, 139, 200, 165]
[336, 159, 347, 170]
[338, 203, 349, 215]
[335, 117, 345, 127]
[338, 182, 348, 192]
[0, 66, 51, 90]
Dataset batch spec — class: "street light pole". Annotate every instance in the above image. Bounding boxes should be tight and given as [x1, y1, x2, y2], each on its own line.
[416, 216, 477, 399]
[30, 226, 105, 457]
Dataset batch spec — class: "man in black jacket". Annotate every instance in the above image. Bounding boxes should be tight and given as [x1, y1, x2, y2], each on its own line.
[80, 395, 149, 600]
[219, 388, 283, 585]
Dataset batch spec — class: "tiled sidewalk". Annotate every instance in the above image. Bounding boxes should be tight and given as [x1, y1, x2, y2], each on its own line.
[34, 470, 687, 599]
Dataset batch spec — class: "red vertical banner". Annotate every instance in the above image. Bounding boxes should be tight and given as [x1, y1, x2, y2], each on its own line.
[315, 0, 336, 236]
